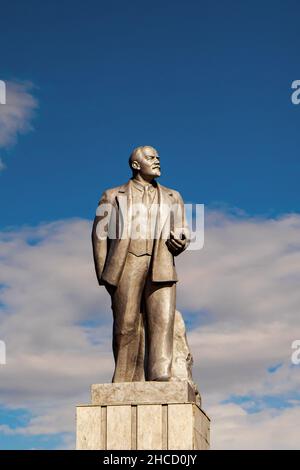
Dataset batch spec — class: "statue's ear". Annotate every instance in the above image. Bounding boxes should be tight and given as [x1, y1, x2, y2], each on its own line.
[131, 160, 140, 171]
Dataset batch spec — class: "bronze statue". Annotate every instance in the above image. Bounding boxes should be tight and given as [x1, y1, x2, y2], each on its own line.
[92, 146, 193, 384]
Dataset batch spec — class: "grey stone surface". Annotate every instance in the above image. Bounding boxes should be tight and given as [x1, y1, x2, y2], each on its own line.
[76, 402, 210, 450]
[106, 405, 132, 450]
[76, 406, 102, 450]
[168, 403, 194, 450]
[137, 404, 163, 450]
[91, 380, 196, 405]
[172, 310, 201, 406]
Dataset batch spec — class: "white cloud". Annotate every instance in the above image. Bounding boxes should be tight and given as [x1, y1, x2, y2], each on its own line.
[176, 212, 300, 406]
[0, 158, 5, 172]
[0, 81, 38, 169]
[0, 212, 300, 449]
[210, 403, 300, 449]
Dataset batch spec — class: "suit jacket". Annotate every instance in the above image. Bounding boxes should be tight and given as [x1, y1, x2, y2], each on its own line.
[92, 180, 189, 286]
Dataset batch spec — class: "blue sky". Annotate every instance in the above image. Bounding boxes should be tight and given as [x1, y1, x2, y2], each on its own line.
[0, 405, 70, 450]
[1, 0, 300, 228]
[1, 0, 300, 450]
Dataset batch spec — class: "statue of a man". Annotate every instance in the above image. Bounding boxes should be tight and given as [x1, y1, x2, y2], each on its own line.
[92, 146, 190, 383]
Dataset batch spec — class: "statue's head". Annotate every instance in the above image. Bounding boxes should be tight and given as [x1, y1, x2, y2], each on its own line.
[129, 146, 161, 180]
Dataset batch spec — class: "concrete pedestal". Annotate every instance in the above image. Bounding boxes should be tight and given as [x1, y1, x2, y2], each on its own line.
[76, 382, 210, 450]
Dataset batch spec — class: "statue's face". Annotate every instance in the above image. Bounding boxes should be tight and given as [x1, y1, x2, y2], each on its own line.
[134, 146, 161, 178]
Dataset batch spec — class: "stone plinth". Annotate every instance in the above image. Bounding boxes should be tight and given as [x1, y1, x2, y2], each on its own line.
[76, 381, 210, 450]
[91, 381, 198, 405]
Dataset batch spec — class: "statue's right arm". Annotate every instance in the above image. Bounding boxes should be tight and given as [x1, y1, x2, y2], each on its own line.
[92, 190, 113, 285]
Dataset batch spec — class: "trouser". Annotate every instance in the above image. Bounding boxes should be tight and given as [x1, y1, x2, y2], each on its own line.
[110, 252, 176, 382]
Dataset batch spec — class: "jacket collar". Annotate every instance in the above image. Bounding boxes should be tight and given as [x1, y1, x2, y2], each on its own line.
[118, 180, 173, 198]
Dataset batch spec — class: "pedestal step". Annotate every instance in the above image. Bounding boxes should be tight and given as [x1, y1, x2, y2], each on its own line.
[91, 381, 198, 405]
[76, 382, 209, 450]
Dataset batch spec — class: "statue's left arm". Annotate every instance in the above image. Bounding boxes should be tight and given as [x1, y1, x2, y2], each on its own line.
[167, 191, 190, 256]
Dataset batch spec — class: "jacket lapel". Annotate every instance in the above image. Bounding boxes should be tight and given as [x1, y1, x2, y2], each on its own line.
[116, 180, 133, 240]
[116, 180, 173, 241]
[156, 183, 173, 239]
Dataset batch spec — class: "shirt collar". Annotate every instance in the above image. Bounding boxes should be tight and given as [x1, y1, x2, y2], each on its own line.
[131, 178, 156, 193]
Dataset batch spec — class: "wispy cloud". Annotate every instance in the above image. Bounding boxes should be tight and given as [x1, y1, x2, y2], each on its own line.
[0, 212, 300, 448]
[0, 158, 5, 172]
[0, 81, 38, 171]
[210, 402, 300, 449]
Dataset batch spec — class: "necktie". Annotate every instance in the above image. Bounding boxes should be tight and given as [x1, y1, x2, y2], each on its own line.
[142, 185, 149, 207]
[142, 186, 150, 248]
